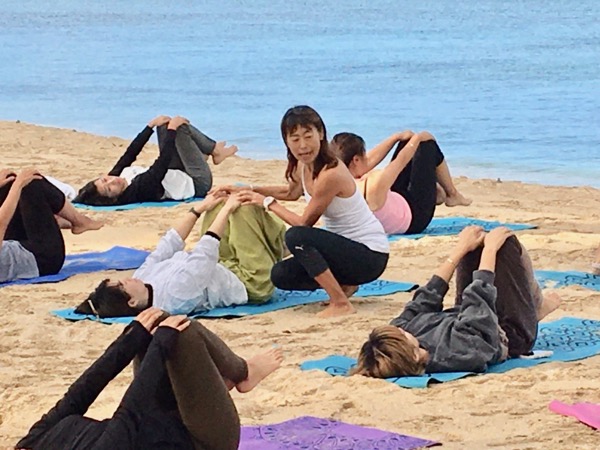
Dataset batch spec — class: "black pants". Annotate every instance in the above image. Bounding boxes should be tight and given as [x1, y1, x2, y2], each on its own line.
[454, 236, 540, 357]
[271, 226, 389, 290]
[0, 178, 66, 275]
[157, 124, 215, 197]
[389, 139, 445, 234]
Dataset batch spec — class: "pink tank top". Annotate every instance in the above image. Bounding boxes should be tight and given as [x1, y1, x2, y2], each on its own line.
[373, 190, 412, 235]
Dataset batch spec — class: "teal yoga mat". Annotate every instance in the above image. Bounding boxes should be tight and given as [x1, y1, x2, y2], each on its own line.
[300, 317, 600, 388]
[389, 217, 536, 241]
[74, 197, 200, 211]
[536, 270, 600, 292]
[52, 279, 418, 323]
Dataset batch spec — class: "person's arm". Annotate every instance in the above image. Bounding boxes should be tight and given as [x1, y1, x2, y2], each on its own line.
[15, 314, 159, 449]
[364, 130, 415, 171]
[0, 169, 42, 243]
[90, 316, 189, 450]
[252, 178, 303, 201]
[238, 167, 344, 227]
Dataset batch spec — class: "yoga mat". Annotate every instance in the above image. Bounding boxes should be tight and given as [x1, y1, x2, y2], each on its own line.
[549, 401, 600, 430]
[301, 317, 600, 388]
[74, 197, 200, 211]
[51, 279, 417, 324]
[536, 270, 600, 292]
[1, 246, 149, 288]
[389, 217, 536, 241]
[239, 416, 439, 449]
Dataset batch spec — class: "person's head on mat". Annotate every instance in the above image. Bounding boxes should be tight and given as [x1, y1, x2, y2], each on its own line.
[280, 105, 336, 180]
[351, 325, 429, 378]
[75, 175, 128, 206]
[329, 132, 370, 178]
[75, 277, 150, 317]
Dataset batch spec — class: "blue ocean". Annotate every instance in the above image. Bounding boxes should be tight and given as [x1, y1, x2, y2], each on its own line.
[1, 0, 598, 187]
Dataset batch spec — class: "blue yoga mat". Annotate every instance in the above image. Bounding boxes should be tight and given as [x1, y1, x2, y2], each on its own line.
[51, 279, 417, 324]
[301, 317, 600, 388]
[74, 197, 201, 211]
[388, 217, 536, 241]
[535, 270, 600, 292]
[1, 246, 149, 288]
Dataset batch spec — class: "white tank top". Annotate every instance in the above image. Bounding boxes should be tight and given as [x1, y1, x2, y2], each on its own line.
[302, 168, 389, 254]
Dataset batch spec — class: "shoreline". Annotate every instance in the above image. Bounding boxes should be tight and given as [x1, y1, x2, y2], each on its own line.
[0, 120, 599, 448]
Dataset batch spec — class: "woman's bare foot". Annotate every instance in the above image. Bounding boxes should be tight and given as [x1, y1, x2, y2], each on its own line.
[236, 347, 284, 393]
[212, 141, 239, 165]
[71, 216, 104, 235]
[445, 191, 472, 207]
[341, 285, 358, 298]
[537, 292, 561, 320]
[435, 184, 446, 206]
[316, 301, 356, 318]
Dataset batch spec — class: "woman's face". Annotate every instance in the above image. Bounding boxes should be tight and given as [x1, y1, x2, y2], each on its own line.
[285, 125, 323, 165]
[94, 175, 127, 198]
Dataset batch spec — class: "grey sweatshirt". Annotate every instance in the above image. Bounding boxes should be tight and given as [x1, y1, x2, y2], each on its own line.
[390, 270, 507, 373]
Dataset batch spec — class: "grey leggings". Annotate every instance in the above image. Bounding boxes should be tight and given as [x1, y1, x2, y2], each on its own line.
[157, 124, 216, 197]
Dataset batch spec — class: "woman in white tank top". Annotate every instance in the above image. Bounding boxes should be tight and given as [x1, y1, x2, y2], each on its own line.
[213, 106, 389, 318]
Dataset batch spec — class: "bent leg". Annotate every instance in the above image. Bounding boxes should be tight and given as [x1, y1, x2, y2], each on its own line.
[166, 321, 247, 450]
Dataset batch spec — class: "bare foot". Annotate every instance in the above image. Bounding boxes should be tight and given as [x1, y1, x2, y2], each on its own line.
[212, 141, 239, 165]
[316, 301, 356, 318]
[435, 184, 446, 206]
[71, 216, 104, 235]
[537, 292, 561, 320]
[445, 191, 472, 207]
[341, 285, 358, 298]
[236, 347, 284, 393]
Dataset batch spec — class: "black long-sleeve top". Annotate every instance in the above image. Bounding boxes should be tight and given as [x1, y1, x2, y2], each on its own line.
[16, 322, 194, 450]
[109, 126, 178, 205]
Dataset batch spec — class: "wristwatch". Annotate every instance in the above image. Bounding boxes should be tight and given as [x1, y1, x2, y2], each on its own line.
[263, 196, 275, 211]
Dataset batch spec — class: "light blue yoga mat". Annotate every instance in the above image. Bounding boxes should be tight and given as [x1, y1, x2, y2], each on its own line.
[74, 197, 200, 211]
[51, 279, 417, 324]
[300, 317, 600, 388]
[0, 246, 149, 288]
[536, 270, 600, 292]
[389, 217, 536, 241]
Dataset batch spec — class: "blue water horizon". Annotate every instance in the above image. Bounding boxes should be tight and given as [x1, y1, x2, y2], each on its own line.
[1, 0, 598, 187]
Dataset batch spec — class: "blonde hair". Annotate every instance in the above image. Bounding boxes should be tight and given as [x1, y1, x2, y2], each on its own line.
[351, 325, 427, 378]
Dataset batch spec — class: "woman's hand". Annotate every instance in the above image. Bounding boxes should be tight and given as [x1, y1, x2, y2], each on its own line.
[483, 227, 514, 252]
[223, 192, 243, 212]
[148, 115, 172, 128]
[395, 130, 415, 141]
[208, 184, 246, 195]
[417, 130, 436, 142]
[0, 169, 16, 188]
[158, 315, 191, 332]
[237, 189, 265, 206]
[456, 225, 485, 253]
[167, 116, 189, 130]
[14, 168, 42, 189]
[134, 307, 164, 332]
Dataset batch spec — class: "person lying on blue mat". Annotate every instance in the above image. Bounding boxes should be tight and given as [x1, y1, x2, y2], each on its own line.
[75, 192, 286, 317]
[351, 226, 561, 377]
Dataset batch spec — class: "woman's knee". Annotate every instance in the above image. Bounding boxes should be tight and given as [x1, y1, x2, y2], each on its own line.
[284, 226, 311, 250]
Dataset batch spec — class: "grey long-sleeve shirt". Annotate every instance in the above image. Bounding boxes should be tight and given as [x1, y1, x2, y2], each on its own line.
[391, 270, 508, 373]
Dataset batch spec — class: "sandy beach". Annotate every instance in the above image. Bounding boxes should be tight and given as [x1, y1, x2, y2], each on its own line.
[0, 120, 599, 449]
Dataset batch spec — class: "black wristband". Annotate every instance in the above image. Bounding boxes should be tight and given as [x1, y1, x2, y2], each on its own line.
[205, 231, 222, 241]
[188, 207, 201, 219]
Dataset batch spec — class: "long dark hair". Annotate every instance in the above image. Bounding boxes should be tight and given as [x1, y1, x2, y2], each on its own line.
[281, 105, 338, 182]
[73, 180, 119, 206]
[331, 132, 366, 167]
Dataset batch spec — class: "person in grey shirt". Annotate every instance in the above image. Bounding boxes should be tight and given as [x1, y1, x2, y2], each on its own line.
[0, 168, 103, 283]
[351, 226, 561, 377]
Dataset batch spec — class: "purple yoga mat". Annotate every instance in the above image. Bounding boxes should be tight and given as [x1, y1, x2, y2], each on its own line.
[549, 400, 600, 430]
[239, 416, 439, 449]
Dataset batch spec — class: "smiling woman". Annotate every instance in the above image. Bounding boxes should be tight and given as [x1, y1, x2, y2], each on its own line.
[213, 106, 390, 319]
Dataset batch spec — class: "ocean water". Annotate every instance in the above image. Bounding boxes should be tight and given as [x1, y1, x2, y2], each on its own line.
[1, 0, 598, 187]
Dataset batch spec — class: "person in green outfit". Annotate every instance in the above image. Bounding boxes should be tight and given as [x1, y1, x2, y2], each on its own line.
[75, 192, 286, 318]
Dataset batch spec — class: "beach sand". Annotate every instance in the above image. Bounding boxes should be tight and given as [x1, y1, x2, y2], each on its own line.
[0, 121, 599, 449]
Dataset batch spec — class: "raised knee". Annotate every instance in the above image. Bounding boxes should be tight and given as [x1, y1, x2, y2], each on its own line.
[284, 226, 308, 248]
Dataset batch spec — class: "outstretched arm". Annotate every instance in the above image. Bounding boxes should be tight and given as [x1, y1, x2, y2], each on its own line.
[364, 130, 415, 171]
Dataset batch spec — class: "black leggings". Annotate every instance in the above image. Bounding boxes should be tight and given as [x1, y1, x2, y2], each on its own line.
[0, 178, 66, 275]
[454, 236, 540, 357]
[390, 139, 445, 234]
[271, 226, 389, 290]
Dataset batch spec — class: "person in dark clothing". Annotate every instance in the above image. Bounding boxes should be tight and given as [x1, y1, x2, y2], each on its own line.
[351, 226, 561, 377]
[0, 168, 103, 283]
[74, 115, 238, 206]
[15, 308, 284, 450]
[331, 130, 472, 235]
